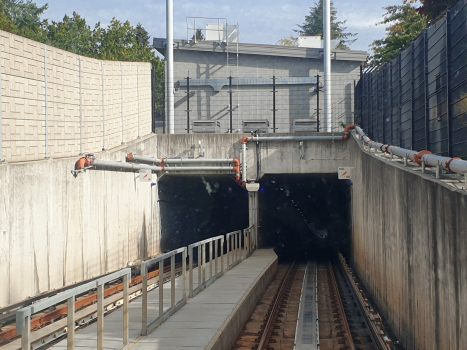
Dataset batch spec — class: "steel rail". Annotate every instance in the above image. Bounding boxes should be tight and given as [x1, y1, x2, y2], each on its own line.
[337, 254, 394, 350]
[328, 262, 357, 350]
[257, 261, 296, 350]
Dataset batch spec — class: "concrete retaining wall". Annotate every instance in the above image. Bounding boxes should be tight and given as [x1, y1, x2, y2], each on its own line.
[0, 132, 349, 308]
[0, 135, 160, 308]
[349, 137, 467, 350]
[0, 30, 152, 162]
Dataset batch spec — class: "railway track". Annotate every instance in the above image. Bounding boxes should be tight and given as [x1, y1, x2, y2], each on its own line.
[233, 262, 305, 350]
[233, 256, 400, 350]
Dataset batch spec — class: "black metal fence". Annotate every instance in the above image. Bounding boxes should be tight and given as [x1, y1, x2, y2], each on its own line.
[355, 0, 467, 159]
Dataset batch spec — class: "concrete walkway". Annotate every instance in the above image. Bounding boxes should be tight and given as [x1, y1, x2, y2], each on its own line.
[50, 249, 277, 350]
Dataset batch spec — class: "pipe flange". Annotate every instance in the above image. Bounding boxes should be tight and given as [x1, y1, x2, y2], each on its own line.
[445, 157, 461, 172]
[413, 150, 432, 166]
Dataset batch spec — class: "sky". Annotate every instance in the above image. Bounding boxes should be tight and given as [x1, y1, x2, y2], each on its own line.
[38, 0, 400, 53]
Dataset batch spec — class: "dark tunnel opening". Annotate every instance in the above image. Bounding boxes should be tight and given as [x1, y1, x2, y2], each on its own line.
[158, 175, 249, 252]
[258, 174, 351, 261]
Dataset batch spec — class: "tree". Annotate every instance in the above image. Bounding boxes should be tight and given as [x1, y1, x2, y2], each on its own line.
[295, 0, 357, 49]
[420, 0, 456, 20]
[276, 36, 298, 46]
[0, 0, 16, 32]
[152, 57, 165, 116]
[1, 0, 48, 42]
[368, 4, 428, 68]
[98, 18, 153, 62]
[135, 22, 150, 47]
[46, 12, 100, 56]
[191, 29, 205, 42]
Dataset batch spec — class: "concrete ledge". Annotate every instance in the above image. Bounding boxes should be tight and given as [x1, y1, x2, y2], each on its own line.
[206, 250, 278, 350]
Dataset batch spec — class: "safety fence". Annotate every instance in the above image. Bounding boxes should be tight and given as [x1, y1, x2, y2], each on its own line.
[14, 226, 256, 349]
[16, 269, 132, 350]
[355, 0, 467, 159]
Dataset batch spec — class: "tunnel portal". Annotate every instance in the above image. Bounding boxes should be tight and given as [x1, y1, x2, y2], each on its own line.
[258, 174, 351, 259]
[158, 175, 249, 251]
[158, 173, 351, 260]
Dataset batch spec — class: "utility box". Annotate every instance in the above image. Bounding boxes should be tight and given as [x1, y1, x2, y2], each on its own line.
[243, 120, 270, 134]
[293, 119, 318, 132]
[192, 120, 220, 133]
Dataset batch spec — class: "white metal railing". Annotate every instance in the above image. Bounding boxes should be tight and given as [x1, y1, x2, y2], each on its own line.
[141, 247, 187, 335]
[16, 268, 131, 350]
[226, 230, 242, 269]
[15, 225, 257, 346]
[188, 235, 224, 298]
[244, 225, 257, 254]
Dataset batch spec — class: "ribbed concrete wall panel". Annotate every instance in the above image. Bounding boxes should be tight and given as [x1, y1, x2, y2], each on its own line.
[0, 30, 152, 162]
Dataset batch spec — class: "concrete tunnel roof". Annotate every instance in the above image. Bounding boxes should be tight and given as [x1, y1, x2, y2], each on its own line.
[153, 38, 368, 63]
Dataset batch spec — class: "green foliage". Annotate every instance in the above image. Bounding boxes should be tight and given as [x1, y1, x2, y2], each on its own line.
[152, 57, 165, 116]
[191, 29, 205, 42]
[99, 18, 152, 62]
[368, 4, 429, 68]
[295, 0, 357, 49]
[46, 12, 100, 56]
[0, 0, 16, 32]
[420, 0, 456, 20]
[276, 36, 298, 46]
[1, 0, 48, 41]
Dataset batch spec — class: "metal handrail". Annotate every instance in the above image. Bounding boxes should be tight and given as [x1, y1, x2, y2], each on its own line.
[245, 224, 256, 255]
[188, 235, 224, 297]
[16, 224, 258, 345]
[226, 230, 243, 269]
[16, 268, 131, 350]
[141, 247, 187, 336]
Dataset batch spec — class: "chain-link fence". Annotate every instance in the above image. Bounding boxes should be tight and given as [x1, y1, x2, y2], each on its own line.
[355, 0, 467, 159]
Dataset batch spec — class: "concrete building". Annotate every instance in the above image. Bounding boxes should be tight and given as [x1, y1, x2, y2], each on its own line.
[153, 38, 367, 134]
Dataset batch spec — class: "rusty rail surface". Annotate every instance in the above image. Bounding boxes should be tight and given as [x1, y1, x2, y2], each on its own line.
[257, 261, 296, 350]
[327, 262, 356, 350]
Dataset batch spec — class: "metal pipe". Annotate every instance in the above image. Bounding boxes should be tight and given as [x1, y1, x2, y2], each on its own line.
[77, 157, 235, 172]
[127, 153, 236, 164]
[44, 45, 48, 159]
[323, 0, 332, 132]
[355, 126, 467, 176]
[316, 74, 320, 132]
[229, 75, 233, 133]
[79, 56, 82, 154]
[166, 0, 174, 134]
[121, 62, 124, 144]
[272, 76, 276, 133]
[102, 62, 106, 150]
[137, 65, 141, 138]
[242, 142, 247, 183]
[0, 38, 2, 162]
[186, 76, 190, 133]
[165, 166, 234, 171]
[91, 160, 164, 171]
[242, 135, 345, 142]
